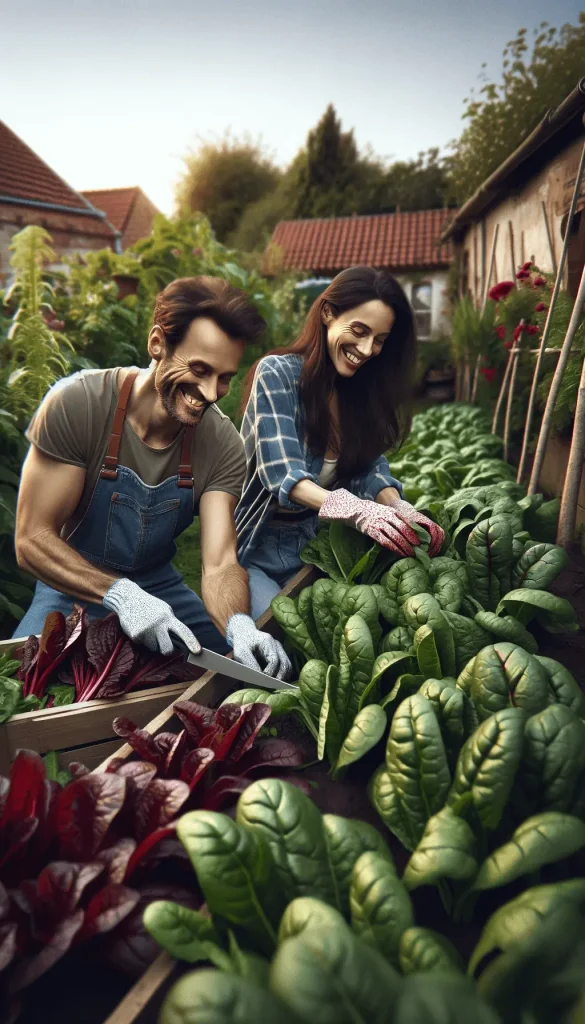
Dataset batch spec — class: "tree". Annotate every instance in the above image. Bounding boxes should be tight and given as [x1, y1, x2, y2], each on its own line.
[292, 105, 373, 218]
[175, 134, 281, 243]
[381, 149, 452, 211]
[448, 16, 585, 203]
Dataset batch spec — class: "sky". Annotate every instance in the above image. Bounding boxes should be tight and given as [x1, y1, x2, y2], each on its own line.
[1, 0, 583, 215]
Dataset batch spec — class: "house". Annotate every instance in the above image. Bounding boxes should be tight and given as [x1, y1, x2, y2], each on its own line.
[440, 79, 585, 301]
[266, 208, 457, 340]
[0, 120, 120, 283]
[440, 79, 585, 525]
[81, 187, 160, 249]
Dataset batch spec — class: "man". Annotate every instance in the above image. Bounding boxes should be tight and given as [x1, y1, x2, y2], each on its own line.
[13, 275, 290, 679]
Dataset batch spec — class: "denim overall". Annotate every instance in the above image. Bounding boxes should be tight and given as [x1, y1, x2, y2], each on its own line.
[15, 369, 228, 653]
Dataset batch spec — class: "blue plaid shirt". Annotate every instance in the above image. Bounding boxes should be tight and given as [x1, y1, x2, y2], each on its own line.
[235, 354, 403, 559]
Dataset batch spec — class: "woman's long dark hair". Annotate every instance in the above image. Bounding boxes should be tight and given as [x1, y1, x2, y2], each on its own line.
[242, 266, 417, 482]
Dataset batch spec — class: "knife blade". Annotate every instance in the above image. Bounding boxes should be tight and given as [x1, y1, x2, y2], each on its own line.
[187, 646, 299, 691]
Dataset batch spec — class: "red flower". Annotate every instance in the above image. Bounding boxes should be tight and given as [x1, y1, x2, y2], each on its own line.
[532, 276, 546, 288]
[192, 247, 202, 256]
[489, 281, 515, 301]
[516, 269, 531, 280]
[535, 302, 547, 312]
[513, 324, 524, 341]
[521, 261, 532, 271]
[525, 324, 539, 335]
[171, 248, 182, 258]
[504, 340, 513, 350]
[494, 324, 506, 340]
[480, 367, 497, 384]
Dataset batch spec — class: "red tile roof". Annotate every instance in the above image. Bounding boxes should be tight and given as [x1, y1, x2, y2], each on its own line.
[0, 120, 118, 242]
[82, 187, 159, 248]
[82, 188, 138, 232]
[267, 209, 456, 274]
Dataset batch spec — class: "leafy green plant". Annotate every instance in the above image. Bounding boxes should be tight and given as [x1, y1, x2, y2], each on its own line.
[144, 779, 585, 1023]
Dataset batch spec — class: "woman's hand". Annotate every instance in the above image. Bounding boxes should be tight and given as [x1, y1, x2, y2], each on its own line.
[318, 488, 418, 557]
[386, 498, 445, 557]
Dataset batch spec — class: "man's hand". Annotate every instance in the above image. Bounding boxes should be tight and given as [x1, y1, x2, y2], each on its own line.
[103, 578, 201, 656]
[226, 614, 291, 680]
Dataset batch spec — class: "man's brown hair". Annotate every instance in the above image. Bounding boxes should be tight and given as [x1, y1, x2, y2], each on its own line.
[153, 276, 266, 347]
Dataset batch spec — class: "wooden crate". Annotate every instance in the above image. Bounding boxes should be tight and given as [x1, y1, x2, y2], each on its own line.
[95, 564, 317, 774]
[100, 563, 317, 1024]
[0, 634, 203, 776]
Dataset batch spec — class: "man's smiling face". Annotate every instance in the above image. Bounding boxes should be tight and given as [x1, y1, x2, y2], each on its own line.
[149, 317, 245, 426]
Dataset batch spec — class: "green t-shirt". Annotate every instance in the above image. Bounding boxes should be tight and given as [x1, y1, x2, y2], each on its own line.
[25, 367, 246, 540]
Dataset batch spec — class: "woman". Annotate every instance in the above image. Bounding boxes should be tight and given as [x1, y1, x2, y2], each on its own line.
[235, 266, 444, 620]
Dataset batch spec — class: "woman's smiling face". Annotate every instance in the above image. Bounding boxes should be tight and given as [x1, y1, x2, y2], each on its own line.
[322, 299, 395, 378]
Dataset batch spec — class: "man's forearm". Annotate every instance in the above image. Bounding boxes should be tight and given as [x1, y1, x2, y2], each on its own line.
[17, 528, 118, 603]
[201, 562, 250, 634]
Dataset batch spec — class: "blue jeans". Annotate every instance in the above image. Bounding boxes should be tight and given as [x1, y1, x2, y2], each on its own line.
[15, 562, 229, 654]
[242, 520, 316, 621]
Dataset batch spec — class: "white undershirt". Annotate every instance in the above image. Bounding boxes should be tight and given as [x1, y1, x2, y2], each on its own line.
[318, 458, 338, 489]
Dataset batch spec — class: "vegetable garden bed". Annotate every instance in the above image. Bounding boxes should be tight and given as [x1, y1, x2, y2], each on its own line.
[5, 403, 585, 1024]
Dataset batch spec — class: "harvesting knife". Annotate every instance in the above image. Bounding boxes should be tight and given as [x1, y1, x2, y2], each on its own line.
[187, 646, 299, 691]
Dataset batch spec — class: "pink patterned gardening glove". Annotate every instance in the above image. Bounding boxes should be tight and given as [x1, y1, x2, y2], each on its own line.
[387, 498, 445, 557]
[318, 488, 418, 558]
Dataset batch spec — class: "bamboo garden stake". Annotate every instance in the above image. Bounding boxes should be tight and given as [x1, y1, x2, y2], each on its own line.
[471, 224, 500, 403]
[516, 136, 585, 487]
[558, 351, 585, 548]
[541, 200, 557, 274]
[502, 322, 524, 461]
[529, 260, 585, 494]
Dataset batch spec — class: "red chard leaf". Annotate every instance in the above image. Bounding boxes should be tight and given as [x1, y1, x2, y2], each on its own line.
[7, 909, 85, 994]
[16, 635, 39, 681]
[235, 737, 306, 775]
[180, 748, 214, 790]
[133, 779, 189, 842]
[112, 718, 164, 768]
[95, 838, 137, 884]
[28, 611, 68, 696]
[0, 921, 17, 972]
[55, 774, 126, 861]
[160, 730, 187, 778]
[225, 704, 272, 762]
[78, 883, 140, 941]
[124, 825, 178, 880]
[92, 640, 136, 699]
[34, 861, 105, 925]
[1, 750, 46, 825]
[201, 776, 251, 812]
[108, 761, 158, 791]
[0, 818, 38, 875]
[173, 701, 217, 745]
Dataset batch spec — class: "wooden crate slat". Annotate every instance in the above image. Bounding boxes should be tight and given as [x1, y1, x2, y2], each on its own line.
[102, 953, 175, 1024]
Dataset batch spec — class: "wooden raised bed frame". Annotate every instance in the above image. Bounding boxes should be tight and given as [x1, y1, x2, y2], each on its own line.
[99, 564, 316, 1024]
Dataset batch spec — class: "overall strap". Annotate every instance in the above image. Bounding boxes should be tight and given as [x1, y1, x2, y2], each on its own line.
[100, 369, 140, 481]
[178, 426, 194, 489]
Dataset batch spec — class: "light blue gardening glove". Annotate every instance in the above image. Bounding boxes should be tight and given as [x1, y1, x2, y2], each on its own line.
[103, 578, 201, 656]
[226, 613, 292, 681]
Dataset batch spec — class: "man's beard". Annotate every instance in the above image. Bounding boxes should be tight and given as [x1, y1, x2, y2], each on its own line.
[158, 376, 207, 427]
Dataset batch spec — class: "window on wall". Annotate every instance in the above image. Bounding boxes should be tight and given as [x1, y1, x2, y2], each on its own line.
[412, 282, 432, 340]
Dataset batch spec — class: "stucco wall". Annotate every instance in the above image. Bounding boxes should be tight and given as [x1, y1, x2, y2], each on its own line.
[460, 136, 584, 303]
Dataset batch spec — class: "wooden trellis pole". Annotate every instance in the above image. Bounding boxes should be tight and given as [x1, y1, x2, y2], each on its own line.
[492, 336, 519, 435]
[541, 200, 557, 274]
[517, 136, 585, 488]
[508, 221, 517, 280]
[558, 351, 585, 547]
[503, 338, 521, 463]
[471, 223, 500, 403]
[529, 260, 585, 494]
